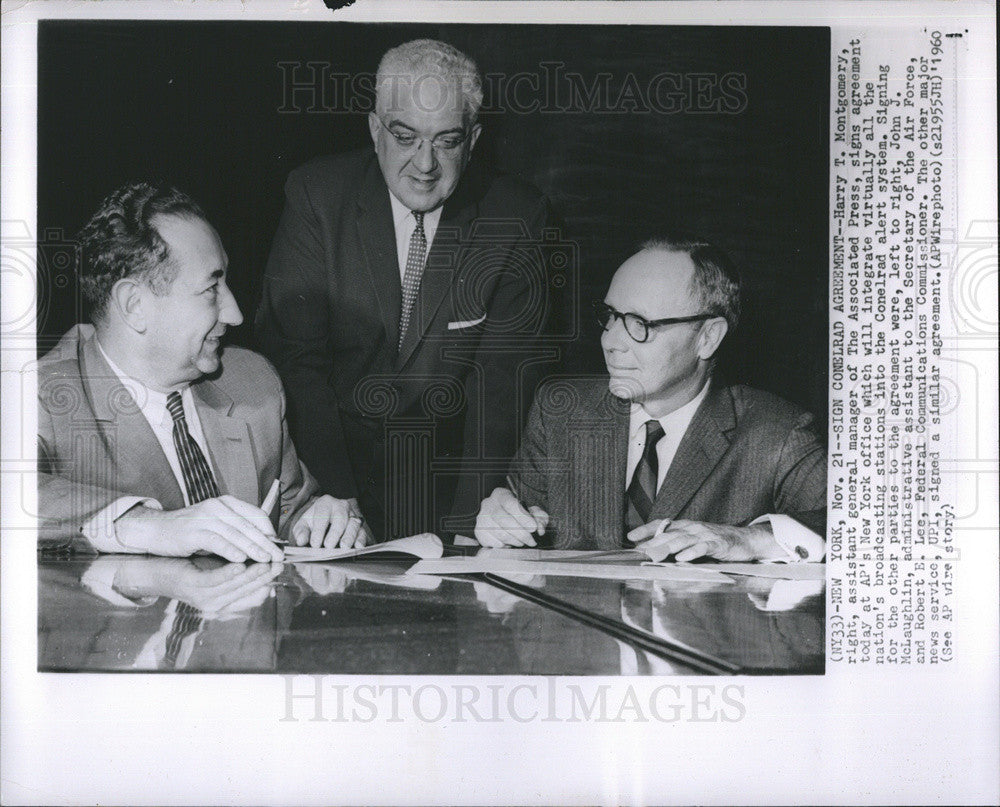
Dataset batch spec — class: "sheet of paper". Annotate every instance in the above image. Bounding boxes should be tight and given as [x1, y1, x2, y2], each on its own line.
[284, 533, 443, 563]
[408, 556, 734, 584]
[649, 561, 827, 581]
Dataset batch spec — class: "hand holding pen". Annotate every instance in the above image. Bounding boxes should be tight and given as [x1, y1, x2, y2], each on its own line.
[473, 475, 550, 548]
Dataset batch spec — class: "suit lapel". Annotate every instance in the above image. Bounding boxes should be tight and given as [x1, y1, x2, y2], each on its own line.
[652, 381, 737, 520]
[192, 379, 260, 507]
[356, 161, 403, 351]
[604, 391, 631, 543]
[396, 181, 479, 369]
[79, 332, 185, 510]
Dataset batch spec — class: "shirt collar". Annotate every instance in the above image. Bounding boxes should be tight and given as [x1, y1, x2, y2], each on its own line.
[95, 337, 187, 428]
[629, 378, 711, 439]
[388, 192, 443, 231]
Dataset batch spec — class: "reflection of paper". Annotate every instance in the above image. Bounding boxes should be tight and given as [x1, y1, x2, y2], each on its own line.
[408, 556, 734, 583]
[643, 561, 826, 581]
[284, 533, 443, 563]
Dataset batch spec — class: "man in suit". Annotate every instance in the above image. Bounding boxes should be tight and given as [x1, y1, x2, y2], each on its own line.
[474, 238, 827, 562]
[255, 39, 551, 541]
[38, 181, 369, 559]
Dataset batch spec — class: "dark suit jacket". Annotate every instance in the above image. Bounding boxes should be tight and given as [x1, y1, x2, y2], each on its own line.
[255, 148, 551, 539]
[37, 324, 319, 550]
[509, 377, 827, 550]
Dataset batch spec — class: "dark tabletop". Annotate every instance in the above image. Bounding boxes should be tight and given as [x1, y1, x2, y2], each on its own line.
[38, 555, 824, 675]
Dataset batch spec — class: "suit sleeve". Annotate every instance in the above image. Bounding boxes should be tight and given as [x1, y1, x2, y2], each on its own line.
[272, 370, 322, 541]
[37, 399, 125, 552]
[255, 170, 357, 499]
[772, 411, 828, 536]
[505, 386, 551, 514]
[450, 195, 553, 524]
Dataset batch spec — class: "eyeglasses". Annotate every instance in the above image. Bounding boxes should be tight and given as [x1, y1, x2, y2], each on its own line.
[375, 116, 468, 157]
[593, 301, 717, 343]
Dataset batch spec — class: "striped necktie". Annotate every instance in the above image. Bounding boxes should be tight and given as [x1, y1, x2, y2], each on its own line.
[166, 390, 220, 504]
[398, 210, 427, 350]
[163, 601, 202, 669]
[163, 391, 217, 668]
[626, 419, 664, 531]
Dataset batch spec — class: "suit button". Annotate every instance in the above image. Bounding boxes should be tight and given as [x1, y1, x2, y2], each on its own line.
[367, 475, 377, 486]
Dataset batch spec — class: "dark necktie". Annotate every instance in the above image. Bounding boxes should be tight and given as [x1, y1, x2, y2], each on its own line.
[163, 601, 202, 669]
[626, 420, 664, 531]
[398, 211, 427, 349]
[164, 391, 217, 668]
[166, 390, 220, 504]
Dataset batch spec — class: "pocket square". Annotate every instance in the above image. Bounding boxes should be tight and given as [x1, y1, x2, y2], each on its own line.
[447, 314, 487, 330]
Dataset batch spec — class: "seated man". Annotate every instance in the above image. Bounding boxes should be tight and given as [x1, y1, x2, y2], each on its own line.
[38, 182, 371, 560]
[474, 237, 827, 562]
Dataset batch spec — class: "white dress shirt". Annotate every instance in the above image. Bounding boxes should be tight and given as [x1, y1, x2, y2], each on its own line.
[625, 381, 711, 493]
[81, 340, 213, 552]
[389, 192, 443, 280]
[625, 381, 824, 562]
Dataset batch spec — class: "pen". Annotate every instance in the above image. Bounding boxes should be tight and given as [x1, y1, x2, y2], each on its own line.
[260, 479, 285, 545]
[261, 478, 281, 514]
[653, 518, 672, 539]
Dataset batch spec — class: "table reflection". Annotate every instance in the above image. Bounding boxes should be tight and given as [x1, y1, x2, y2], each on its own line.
[39, 556, 823, 675]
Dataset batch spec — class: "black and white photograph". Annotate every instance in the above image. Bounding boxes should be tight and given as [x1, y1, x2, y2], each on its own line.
[2, 1, 997, 805]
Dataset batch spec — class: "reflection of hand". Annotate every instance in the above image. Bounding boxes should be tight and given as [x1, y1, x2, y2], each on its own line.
[290, 496, 373, 549]
[472, 573, 545, 614]
[131, 558, 284, 614]
[628, 519, 781, 562]
[294, 563, 350, 596]
[474, 487, 549, 548]
[116, 496, 284, 563]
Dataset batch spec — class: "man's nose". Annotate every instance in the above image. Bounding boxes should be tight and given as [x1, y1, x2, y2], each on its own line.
[600, 315, 629, 351]
[412, 139, 438, 173]
[218, 284, 244, 327]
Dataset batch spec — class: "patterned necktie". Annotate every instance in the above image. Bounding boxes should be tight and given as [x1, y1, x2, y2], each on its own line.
[398, 210, 427, 349]
[163, 601, 202, 669]
[166, 391, 220, 504]
[626, 420, 665, 531]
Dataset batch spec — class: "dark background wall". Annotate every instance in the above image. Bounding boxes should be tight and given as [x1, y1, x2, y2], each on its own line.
[38, 21, 829, 420]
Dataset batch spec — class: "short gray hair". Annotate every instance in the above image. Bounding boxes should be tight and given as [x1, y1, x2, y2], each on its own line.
[639, 237, 742, 331]
[375, 39, 483, 124]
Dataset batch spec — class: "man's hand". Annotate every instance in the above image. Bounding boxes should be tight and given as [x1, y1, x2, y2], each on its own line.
[627, 519, 782, 562]
[474, 487, 549, 548]
[116, 496, 284, 563]
[146, 558, 284, 615]
[290, 495, 373, 549]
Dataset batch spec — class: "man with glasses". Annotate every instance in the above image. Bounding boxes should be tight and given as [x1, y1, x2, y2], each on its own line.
[256, 39, 550, 540]
[474, 239, 827, 562]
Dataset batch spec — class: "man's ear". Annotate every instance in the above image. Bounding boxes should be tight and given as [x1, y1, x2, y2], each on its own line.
[367, 112, 381, 145]
[109, 279, 148, 334]
[697, 317, 729, 361]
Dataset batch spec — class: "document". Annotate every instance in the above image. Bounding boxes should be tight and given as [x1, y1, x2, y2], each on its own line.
[282, 533, 443, 563]
[408, 552, 735, 584]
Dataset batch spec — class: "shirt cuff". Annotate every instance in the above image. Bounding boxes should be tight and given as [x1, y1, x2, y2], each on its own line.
[751, 513, 826, 563]
[81, 497, 162, 553]
[79, 557, 158, 607]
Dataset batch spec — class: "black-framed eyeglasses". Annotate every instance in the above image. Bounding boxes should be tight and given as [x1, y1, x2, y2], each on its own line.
[592, 301, 717, 343]
[375, 116, 468, 157]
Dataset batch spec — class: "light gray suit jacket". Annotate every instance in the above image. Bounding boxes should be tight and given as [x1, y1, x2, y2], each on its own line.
[37, 325, 320, 550]
[509, 376, 827, 550]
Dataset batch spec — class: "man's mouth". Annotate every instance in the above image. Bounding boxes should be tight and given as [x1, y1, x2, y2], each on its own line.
[407, 176, 438, 188]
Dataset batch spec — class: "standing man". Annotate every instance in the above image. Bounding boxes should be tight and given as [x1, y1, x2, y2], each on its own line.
[38, 182, 370, 558]
[256, 39, 551, 540]
[475, 238, 827, 561]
